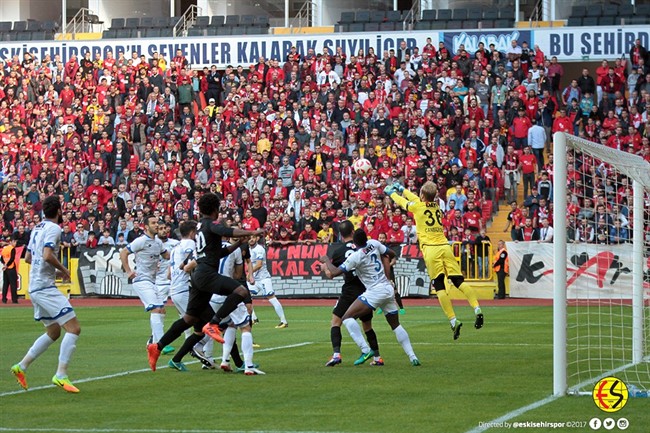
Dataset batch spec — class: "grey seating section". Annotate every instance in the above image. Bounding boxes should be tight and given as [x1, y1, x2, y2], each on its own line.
[386, 11, 402, 22]
[211, 15, 225, 26]
[339, 12, 355, 23]
[421, 10, 436, 21]
[194, 16, 210, 28]
[452, 9, 468, 20]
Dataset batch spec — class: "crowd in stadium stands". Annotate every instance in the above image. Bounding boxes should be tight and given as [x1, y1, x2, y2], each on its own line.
[0, 35, 649, 259]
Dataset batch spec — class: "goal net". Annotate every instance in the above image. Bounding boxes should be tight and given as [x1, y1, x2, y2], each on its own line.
[553, 132, 650, 396]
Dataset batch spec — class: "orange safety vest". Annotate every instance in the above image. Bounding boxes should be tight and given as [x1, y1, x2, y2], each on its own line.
[1, 245, 16, 269]
[493, 247, 509, 273]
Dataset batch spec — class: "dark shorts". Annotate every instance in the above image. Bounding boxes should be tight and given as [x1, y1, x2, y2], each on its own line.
[185, 286, 217, 322]
[333, 285, 372, 322]
[186, 267, 242, 318]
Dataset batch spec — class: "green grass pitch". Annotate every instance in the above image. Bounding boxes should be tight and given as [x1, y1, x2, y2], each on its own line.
[1, 304, 648, 433]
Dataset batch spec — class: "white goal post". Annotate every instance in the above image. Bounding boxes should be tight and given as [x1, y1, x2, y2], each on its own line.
[553, 131, 650, 396]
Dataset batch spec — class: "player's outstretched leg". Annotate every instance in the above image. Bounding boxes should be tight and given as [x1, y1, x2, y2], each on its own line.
[432, 275, 462, 339]
[385, 313, 419, 366]
[11, 331, 58, 390]
[450, 276, 484, 329]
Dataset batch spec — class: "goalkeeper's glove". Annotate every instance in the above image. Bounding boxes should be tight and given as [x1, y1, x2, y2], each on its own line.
[392, 182, 405, 193]
[383, 185, 396, 196]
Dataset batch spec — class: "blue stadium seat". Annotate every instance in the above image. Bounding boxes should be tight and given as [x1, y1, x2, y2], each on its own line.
[446, 21, 462, 29]
[415, 21, 431, 31]
[380, 22, 396, 31]
[145, 28, 161, 38]
[636, 5, 650, 16]
[468, 9, 482, 20]
[566, 17, 582, 27]
[618, 4, 634, 17]
[225, 15, 239, 26]
[232, 27, 246, 35]
[481, 20, 494, 29]
[13, 21, 27, 31]
[386, 11, 402, 22]
[598, 17, 615, 26]
[355, 11, 370, 23]
[585, 6, 602, 17]
[111, 18, 125, 29]
[349, 23, 364, 32]
[339, 12, 355, 23]
[452, 9, 468, 20]
[436, 9, 452, 21]
[140, 17, 154, 28]
[211, 16, 225, 26]
[240, 15, 255, 26]
[601, 5, 618, 17]
[0, 22, 12, 32]
[364, 22, 379, 32]
[335, 24, 349, 32]
[125, 18, 140, 28]
[194, 16, 210, 28]
[570, 6, 586, 17]
[494, 19, 510, 28]
[255, 16, 270, 27]
[582, 17, 598, 26]
[421, 10, 436, 21]
[483, 10, 498, 20]
[370, 11, 385, 23]
[462, 20, 478, 30]
[217, 27, 232, 35]
[188, 28, 204, 37]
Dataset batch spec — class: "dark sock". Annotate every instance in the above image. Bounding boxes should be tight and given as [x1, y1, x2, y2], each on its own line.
[365, 329, 379, 355]
[211, 293, 246, 324]
[331, 326, 342, 353]
[172, 333, 203, 363]
[157, 318, 192, 350]
[395, 291, 404, 309]
[230, 341, 243, 368]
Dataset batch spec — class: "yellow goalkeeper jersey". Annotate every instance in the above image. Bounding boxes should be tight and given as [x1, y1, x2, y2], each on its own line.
[390, 189, 448, 246]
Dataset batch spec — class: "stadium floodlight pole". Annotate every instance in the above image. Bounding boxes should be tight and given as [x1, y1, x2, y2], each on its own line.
[62, 0, 67, 34]
[285, 0, 289, 27]
[632, 180, 644, 364]
[553, 131, 568, 396]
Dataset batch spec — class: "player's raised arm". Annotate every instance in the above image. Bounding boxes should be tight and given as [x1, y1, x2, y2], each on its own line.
[319, 255, 344, 278]
[384, 182, 417, 211]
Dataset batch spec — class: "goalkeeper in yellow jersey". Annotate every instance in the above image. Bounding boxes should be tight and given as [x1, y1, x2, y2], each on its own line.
[385, 181, 484, 340]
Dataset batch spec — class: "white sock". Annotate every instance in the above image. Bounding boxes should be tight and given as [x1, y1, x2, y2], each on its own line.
[268, 297, 286, 323]
[203, 338, 214, 359]
[241, 331, 254, 368]
[393, 325, 416, 360]
[150, 313, 165, 343]
[21, 333, 56, 370]
[56, 333, 79, 377]
[221, 327, 236, 364]
[251, 309, 258, 321]
[343, 318, 370, 353]
[475, 307, 482, 315]
[450, 317, 457, 327]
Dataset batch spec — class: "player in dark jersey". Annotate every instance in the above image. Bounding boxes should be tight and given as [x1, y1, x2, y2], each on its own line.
[146, 193, 264, 371]
[324, 221, 382, 367]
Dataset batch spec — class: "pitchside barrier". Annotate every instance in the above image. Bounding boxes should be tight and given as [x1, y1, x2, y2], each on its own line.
[12, 242, 499, 300]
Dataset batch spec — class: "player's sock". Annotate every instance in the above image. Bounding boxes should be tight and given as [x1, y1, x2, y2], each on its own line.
[251, 310, 258, 322]
[221, 327, 236, 365]
[150, 313, 165, 343]
[22, 333, 56, 369]
[230, 341, 244, 368]
[436, 289, 457, 321]
[212, 293, 245, 324]
[395, 291, 404, 309]
[475, 306, 482, 315]
[157, 318, 191, 350]
[203, 338, 214, 360]
[393, 325, 416, 359]
[457, 282, 480, 310]
[56, 333, 78, 377]
[172, 333, 203, 363]
[241, 331, 254, 367]
[330, 326, 342, 353]
[450, 317, 457, 327]
[268, 297, 287, 324]
[342, 318, 370, 353]
[365, 329, 380, 355]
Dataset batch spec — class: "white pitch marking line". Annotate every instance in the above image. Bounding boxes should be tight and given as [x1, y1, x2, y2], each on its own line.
[0, 429, 359, 433]
[464, 395, 560, 433]
[1, 342, 313, 398]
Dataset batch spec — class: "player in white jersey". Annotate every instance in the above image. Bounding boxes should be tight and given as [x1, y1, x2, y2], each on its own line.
[169, 221, 197, 318]
[120, 214, 170, 349]
[320, 228, 420, 366]
[10, 196, 81, 393]
[247, 235, 287, 328]
[205, 239, 263, 374]
[156, 223, 179, 300]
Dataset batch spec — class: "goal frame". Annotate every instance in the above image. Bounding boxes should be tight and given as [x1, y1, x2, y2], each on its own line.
[552, 132, 646, 396]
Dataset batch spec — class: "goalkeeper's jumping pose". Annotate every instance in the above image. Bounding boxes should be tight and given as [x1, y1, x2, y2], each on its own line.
[385, 181, 484, 340]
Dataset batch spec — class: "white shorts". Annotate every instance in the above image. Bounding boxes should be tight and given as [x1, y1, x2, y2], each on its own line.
[133, 280, 167, 311]
[170, 291, 189, 316]
[156, 283, 171, 299]
[358, 289, 399, 315]
[209, 295, 249, 328]
[248, 278, 274, 297]
[30, 286, 76, 327]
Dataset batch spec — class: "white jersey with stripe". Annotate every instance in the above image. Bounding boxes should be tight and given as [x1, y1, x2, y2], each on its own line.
[156, 237, 179, 286]
[27, 220, 61, 292]
[219, 242, 243, 279]
[339, 239, 392, 295]
[127, 234, 167, 284]
[169, 238, 196, 295]
[250, 243, 271, 280]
